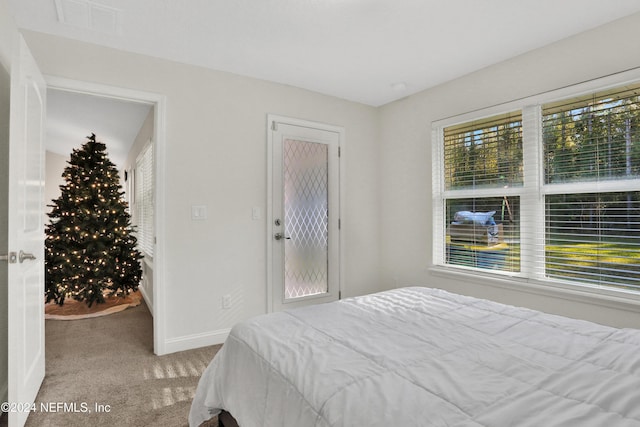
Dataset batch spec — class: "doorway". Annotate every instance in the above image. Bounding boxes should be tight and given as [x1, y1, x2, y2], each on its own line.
[45, 77, 167, 355]
[267, 115, 343, 312]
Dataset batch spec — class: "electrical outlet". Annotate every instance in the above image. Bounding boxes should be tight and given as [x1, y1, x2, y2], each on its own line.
[222, 294, 231, 309]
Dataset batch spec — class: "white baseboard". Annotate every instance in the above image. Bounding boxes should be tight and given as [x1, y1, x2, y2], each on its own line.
[138, 284, 153, 316]
[163, 328, 230, 354]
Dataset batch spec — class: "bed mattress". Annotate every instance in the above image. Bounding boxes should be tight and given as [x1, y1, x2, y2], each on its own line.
[189, 287, 640, 427]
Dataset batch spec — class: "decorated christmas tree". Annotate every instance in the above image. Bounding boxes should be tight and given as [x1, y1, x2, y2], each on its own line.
[45, 133, 142, 307]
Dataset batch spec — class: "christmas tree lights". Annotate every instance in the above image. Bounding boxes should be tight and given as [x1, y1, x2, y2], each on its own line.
[45, 133, 142, 307]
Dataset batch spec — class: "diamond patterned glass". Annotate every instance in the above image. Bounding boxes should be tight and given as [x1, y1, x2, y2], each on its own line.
[283, 138, 328, 299]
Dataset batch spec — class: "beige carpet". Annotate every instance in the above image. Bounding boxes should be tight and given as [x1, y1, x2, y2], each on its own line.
[25, 300, 221, 427]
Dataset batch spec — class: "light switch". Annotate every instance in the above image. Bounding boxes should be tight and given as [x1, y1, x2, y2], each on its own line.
[191, 205, 207, 220]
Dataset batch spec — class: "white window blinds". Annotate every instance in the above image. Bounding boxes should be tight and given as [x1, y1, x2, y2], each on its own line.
[542, 85, 640, 292]
[439, 112, 524, 274]
[434, 79, 640, 296]
[543, 85, 640, 183]
[443, 112, 523, 190]
[135, 142, 154, 257]
[545, 193, 640, 291]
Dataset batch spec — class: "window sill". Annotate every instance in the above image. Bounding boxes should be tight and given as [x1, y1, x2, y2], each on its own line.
[428, 264, 640, 315]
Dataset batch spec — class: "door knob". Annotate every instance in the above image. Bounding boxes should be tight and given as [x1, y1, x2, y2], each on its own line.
[274, 233, 291, 241]
[18, 250, 36, 263]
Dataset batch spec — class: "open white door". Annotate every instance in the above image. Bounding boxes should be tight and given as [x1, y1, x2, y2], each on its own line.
[6, 35, 46, 427]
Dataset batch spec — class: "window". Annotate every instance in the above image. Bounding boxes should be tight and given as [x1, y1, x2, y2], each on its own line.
[545, 192, 640, 291]
[443, 112, 523, 190]
[433, 79, 640, 296]
[542, 85, 640, 292]
[134, 142, 154, 257]
[439, 113, 523, 273]
[543, 86, 640, 184]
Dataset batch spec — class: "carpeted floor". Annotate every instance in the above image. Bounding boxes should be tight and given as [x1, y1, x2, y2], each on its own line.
[23, 300, 221, 427]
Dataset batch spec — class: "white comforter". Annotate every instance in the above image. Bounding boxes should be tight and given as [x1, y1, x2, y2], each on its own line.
[189, 287, 640, 427]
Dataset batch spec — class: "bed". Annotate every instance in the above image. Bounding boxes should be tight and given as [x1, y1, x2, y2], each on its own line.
[189, 287, 640, 427]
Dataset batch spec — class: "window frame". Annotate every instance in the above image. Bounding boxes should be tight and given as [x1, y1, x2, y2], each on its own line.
[432, 69, 640, 302]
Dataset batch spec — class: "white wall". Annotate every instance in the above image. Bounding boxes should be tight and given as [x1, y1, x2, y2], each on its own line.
[0, 0, 16, 70]
[23, 10, 640, 350]
[44, 150, 66, 213]
[22, 30, 381, 352]
[377, 12, 640, 328]
[124, 108, 154, 181]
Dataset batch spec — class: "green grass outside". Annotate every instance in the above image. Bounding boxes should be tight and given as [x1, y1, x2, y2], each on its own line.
[546, 242, 640, 291]
[448, 241, 640, 292]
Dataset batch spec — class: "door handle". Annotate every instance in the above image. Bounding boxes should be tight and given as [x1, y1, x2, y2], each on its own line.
[18, 250, 36, 263]
[274, 233, 291, 241]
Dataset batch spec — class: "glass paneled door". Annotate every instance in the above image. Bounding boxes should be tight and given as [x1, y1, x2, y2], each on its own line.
[269, 117, 341, 312]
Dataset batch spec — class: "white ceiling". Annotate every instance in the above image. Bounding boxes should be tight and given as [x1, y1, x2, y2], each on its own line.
[9, 0, 640, 107]
[8, 1, 640, 165]
[47, 89, 152, 168]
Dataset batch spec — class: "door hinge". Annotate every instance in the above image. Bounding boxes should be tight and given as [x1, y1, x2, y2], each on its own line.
[338, 146, 341, 157]
[338, 218, 341, 229]
[271, 121, 278, 131]
[0, 252, 17, 263]
[339, 290, 342, 299]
